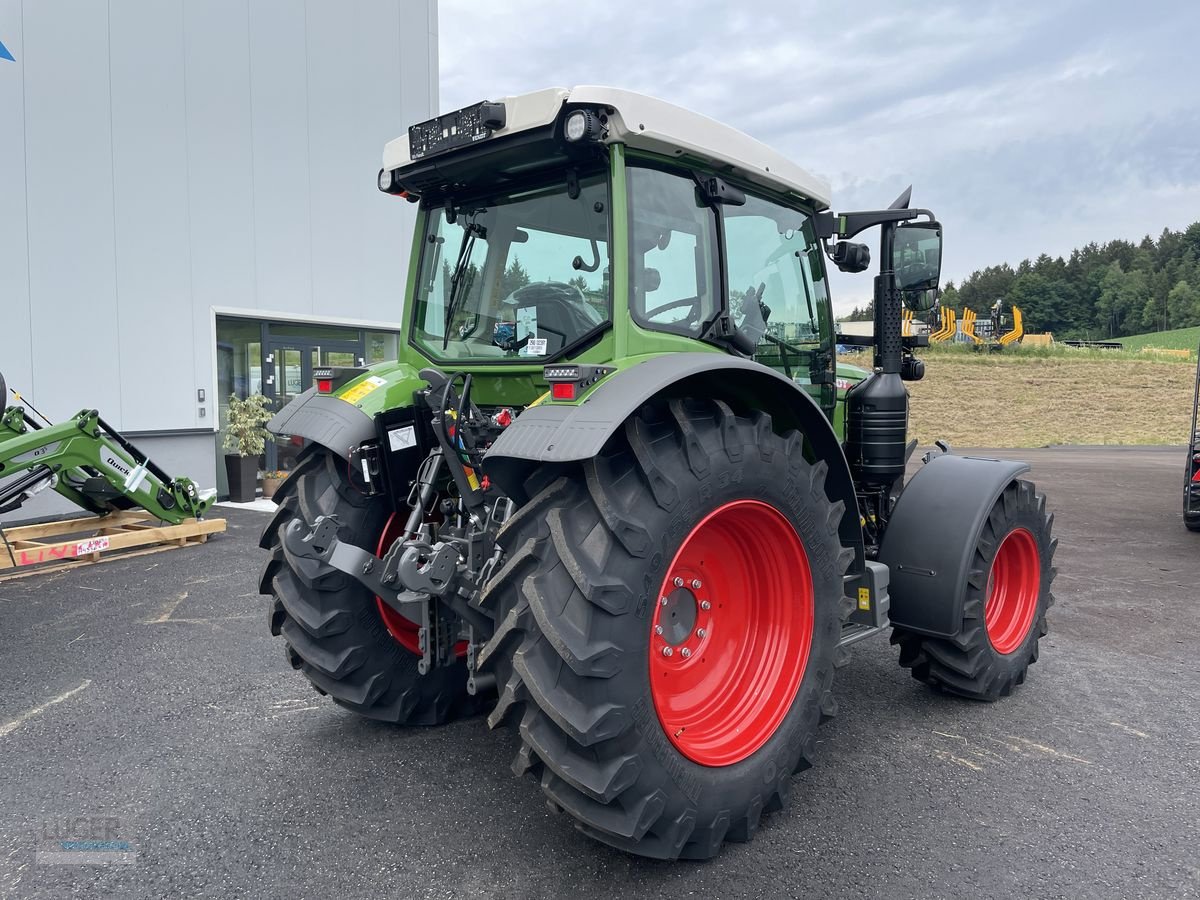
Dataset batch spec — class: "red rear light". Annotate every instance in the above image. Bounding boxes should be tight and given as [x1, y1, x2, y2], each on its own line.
[317, 379, 333, 393]
[551, 382, 577, 401]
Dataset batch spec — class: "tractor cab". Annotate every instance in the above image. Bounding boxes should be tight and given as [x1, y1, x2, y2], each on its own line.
[380, 87, 845, 417]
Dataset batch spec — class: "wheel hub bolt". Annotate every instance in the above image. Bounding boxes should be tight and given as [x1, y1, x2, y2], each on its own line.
[660, 596, 668, 606]
[680, 648, 691, 658]
[691, 579, 702, 590]
[673, 576, 684, 588]
[696, 628, 706, 638]
[654, 625, 664, 635]
[662, 646, 673, 657]
[700, 600, 711, 610]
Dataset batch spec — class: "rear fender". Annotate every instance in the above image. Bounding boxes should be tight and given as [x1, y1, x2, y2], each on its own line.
[484, 352, 865, 574]
[266, 389, 375, 461]
[878, 454, 1030, 637]
[266, 362, 428, 461]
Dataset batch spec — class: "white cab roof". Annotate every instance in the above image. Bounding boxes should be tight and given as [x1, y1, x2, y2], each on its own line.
[382, 85, 832, 209]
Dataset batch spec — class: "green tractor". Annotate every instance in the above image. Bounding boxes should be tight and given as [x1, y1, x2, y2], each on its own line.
[260, 87, 1056, 859]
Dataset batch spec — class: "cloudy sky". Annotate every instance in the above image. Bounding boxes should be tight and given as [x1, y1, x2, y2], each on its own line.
[438, 0, 1199, 314]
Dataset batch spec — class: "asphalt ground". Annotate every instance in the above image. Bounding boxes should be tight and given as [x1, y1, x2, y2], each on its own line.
[1, 446, 1197, 899]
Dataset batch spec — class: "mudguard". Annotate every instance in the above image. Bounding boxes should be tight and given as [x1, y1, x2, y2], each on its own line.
[484, 352, 865, 573]
[878, 453, 1030, 638]
[266, 388, 375, 461]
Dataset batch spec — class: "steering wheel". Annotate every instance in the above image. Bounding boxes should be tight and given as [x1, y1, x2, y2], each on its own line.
[643, 296, 702, 328]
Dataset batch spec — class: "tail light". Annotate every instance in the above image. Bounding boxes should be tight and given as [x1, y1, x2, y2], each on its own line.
[542, 364, 614, 401]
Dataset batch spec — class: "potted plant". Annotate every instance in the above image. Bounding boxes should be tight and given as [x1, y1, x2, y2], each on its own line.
[222, 393, 273, 502]
[261, 470, 287, 499]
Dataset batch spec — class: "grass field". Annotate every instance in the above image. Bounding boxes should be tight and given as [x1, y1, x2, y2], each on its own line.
[1113, 325, 1200, 353]
[842, 349, 1197, 447]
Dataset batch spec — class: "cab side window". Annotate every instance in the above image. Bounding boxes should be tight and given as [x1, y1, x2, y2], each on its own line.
[722, 194, 827, 378]
[627, 166, 720, 336]
[723, 196, 822, 344]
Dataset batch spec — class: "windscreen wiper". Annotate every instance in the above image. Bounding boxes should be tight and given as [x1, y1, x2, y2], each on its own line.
[443, 217, 486, 350]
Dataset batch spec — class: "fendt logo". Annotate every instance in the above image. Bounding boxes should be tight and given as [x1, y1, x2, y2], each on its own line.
[0, 38, 13, 62]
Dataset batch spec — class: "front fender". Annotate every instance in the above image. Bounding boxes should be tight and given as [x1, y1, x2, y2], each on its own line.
[878, 453, 1031, 637]
[484, 352, 865, 575]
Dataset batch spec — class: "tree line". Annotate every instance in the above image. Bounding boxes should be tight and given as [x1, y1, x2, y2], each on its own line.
[842, 222, 1200, 338]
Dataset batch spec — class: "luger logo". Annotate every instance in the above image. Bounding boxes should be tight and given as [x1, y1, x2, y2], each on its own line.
[0, 39, 13, 62]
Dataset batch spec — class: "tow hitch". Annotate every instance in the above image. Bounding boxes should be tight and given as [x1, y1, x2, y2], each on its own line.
[283, 370, 509, 681]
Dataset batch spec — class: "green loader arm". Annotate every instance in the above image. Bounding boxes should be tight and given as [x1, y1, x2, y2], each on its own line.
[0, 403, 214, 524]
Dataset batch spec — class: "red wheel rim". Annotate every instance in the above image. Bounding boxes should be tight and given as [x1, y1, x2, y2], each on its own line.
[374, 513, 467, 658]
[649, 499, 814, 767]
[984, 527, 1041, 655]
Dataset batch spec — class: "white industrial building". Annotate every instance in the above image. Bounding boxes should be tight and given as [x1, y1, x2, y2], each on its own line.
[0, 0, 437, 516]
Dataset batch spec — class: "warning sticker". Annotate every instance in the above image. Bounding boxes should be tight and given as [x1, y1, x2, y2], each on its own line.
[388, 425, 417, 452]
[338, 375, 387, 405]
[857, 587, 871, 611]
[516, 306, 538, 357]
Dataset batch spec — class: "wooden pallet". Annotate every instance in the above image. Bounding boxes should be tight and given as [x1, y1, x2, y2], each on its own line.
[0, 510, 226, 579]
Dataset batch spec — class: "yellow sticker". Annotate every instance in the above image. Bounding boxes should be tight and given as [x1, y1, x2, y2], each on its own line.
[338, 375, 386, 405]
[528, 390, 552, 408]
[857, 587, 871, 611]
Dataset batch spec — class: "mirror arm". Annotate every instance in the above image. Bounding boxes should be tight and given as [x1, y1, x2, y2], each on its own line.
[815, 208, 935, 241]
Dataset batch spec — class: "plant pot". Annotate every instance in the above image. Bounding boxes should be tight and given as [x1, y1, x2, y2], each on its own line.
[261, 476, 284, 499]
[224, 454, 259, 503]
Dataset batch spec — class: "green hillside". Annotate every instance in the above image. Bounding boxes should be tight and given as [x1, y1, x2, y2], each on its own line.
[1117, 325, 1200, 352]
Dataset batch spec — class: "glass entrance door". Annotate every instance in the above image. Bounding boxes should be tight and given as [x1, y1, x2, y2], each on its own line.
[265, 340, 362, 473]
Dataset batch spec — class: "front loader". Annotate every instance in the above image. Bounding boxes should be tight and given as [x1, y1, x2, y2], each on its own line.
[259, 86, 1057, 860]
[0, 372, 213, 525]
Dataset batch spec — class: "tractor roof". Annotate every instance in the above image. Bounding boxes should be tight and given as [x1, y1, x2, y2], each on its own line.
[382, 85, 832, 209]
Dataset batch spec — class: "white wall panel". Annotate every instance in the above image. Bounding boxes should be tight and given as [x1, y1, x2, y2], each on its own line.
[2, 0, 431, 509]
[357, 0, 420, 326]
[305, 0, 364, 318]
[0, 1, 32, 399]
[247, 0, 313, 314]
[22, 0, 121, 423]
[109, 0, 194, 431]
[184, 0, 257, 427]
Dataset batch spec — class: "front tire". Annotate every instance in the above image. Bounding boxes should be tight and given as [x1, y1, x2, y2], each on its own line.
[478, 399, 852, 859]
[892, 480, 1056, 700]
[259, 446, 481, 724]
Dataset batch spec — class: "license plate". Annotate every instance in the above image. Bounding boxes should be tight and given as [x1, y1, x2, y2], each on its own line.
[409, 101, 497, 161]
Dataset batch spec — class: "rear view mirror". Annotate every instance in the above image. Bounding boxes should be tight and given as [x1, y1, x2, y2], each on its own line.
[894, 222, 942, 311]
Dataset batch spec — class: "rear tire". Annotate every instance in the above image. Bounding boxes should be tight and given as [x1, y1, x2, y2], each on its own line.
[478, 399, 852, 859]
[892, 480, 1056, 701]
[258, 446, 482, 724]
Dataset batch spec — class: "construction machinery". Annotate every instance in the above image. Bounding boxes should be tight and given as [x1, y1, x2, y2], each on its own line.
[968, 303, 1024, 348]
[0, 373, 214, 524]
[1185, 343, 1200, 532]
[928, 305, 956, 342]
[260, 87, 1057, 860]
[960, 307, 984, 344]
